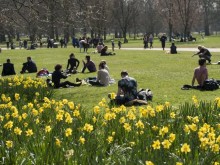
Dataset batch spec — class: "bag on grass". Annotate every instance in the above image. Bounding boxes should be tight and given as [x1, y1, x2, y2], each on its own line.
[137, 88, 153, 101]
[203, 79, 219, 91]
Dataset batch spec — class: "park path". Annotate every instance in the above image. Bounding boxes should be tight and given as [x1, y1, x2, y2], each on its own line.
[1, 47, 220, 52]
[120, 47, 220, 52]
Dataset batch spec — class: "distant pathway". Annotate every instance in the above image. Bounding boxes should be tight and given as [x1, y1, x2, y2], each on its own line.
[120, 47, 220, 52]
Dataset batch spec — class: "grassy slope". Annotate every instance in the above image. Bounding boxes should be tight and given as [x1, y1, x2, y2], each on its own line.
[0, 36, 220, 109]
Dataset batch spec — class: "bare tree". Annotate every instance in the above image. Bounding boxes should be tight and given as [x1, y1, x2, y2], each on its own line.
[200, 0, 216, 35]
[173, 0, 200, 40]
[142, 0, 161, 36]
[112, 0, 140, 42]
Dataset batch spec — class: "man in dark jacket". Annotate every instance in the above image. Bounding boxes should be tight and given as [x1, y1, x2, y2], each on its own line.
[20, 57, 37, 74]
[52, 64, 82, 88]
[160, 33, 167, 50]
[2, 59, 16, 76]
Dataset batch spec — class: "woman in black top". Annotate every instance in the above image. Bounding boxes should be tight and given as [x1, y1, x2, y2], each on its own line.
[66, 53, 80, 73]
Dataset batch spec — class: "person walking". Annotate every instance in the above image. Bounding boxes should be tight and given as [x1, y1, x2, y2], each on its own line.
[160, 33, 167, 50]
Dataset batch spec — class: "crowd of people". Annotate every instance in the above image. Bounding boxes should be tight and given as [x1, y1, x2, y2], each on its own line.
[0, 33, 217, 107]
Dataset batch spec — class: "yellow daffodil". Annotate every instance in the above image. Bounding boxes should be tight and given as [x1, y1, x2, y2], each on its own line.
[14, 127, 22, 135]
[145, 161, 154, 165]
[211, 144, 220, 153]
[73, 110, 80, 117]
[25, 129, 33, 137]
[55, 138, 61, 147]
[65, 116, 73, 124]
[83, 123, 93, 133]
[119, 117, 126, 124]
[65, 128, 72, 137]
[68, 101, 74, 110]
[14, 93, 20, 101]
[165, 101, 170, 107]
[189, 123, 197, 132]
[176, 162, 183, 165]
[162, 139, 172, 149]
[62, 99, 68, 104]
[56, 114, 63, 121]
[135, 120, 144, 129]
[152, 126, 159, 131]
[169, 133, 176, 142]
[159, 126, 169, 136]
[184, 125, 190, 134]
[156, 105, 164, 112]
[123, 123, 131, 132]
[170, 112, 176, 119]
[93, 106, 100, 114]
[192, 116, 199, 123]
[106, 136, 114, 144]
[4, 121, 13, 129]
[152, 140, 160, 150]
[0, 115, 4, 122]
[79, 136, 85, 144]
[27, 103, 34, 109]
[92, 116, 97, 123]
[5, 113, 10, 120]
[6, 140, 13, 148]
[45, 126, 52, 133]
[181, 143, 191, 154]
[127, 111, 136, 120]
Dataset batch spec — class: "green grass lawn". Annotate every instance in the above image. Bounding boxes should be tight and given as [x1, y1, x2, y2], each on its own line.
[0, 43, 220, 109]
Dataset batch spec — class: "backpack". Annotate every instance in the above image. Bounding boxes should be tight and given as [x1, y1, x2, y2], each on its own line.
[37, 68, 49, 77]
[203, 79, 219, 91]
[137, 88, 153, 101]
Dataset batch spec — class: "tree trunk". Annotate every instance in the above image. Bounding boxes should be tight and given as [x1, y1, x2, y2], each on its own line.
[103, 27, 106, 40]
[204, 14, 210, 36]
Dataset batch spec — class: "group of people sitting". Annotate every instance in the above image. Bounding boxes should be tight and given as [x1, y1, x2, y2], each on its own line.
[1, 57, 37, 76]
[52, 54, 112, 88]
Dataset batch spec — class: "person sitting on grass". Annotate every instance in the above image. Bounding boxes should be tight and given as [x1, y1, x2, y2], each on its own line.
[88, 62, 110, 86]
[192, 58, 208, 89]
[111, 70, 148, 106]
[52, 64, 82, 88]
[96, 42, 104, 53]
[170, 43, 177, 54]
[20, 57, 37, 74]
[100, 46, 115, 56]
[192, 45, 212, 63]
[66, 53, 80, 74]
[2, 59, 16, 76]
[82, 55, 97, 73]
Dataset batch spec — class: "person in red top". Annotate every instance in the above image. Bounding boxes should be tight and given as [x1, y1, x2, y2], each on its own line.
[192, 58, 208, 88]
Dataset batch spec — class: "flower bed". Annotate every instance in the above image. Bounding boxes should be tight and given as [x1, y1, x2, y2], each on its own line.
[0, 77, 220, 164]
